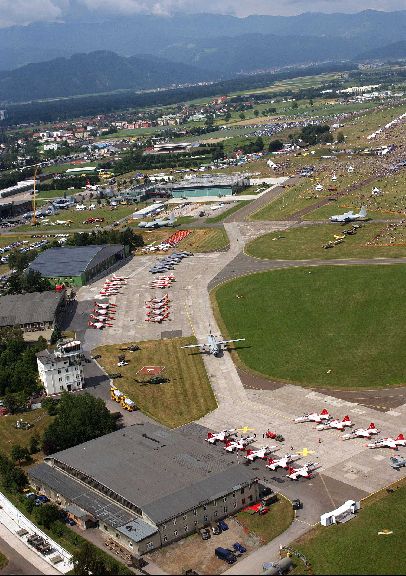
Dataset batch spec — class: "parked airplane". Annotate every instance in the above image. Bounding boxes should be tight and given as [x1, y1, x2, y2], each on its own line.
[330, 206, 367, 223]
[181, 331, 245, 357]
[112, 274, 129, 281]
[224, 436, 255, 452]
[316, 415, 353, 431]
[206, 429, 237, 444]
[95, 302, 117, 309]
[245, 446, 276, 461]
[286, 462, 319, 480]
[342, 423, 380, 440]
[145, 313, 170, 323]
[146, 295, 170, 305]
[138, 215, 176, 229]
[88, 321, 113, 329]
[294, 409, 331, 423]
[367, 434, 405, 450]
[266, 454, 300, 471]
[90, 314, 114, 322]
[93, 308, 115, 315]
[390, 455, 406, 470]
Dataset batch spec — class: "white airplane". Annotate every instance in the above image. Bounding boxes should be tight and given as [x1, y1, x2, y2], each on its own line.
[316, 415, 353, 431]
[181, 331, 245, 357]
[295, 409, 331, 423]
[95, 302, 116, 309]
[146, 294, 170, 305]
[146, 306, 170, 316]
[286, 462, 319, 480]
[266, 454, 301, 470]
[224, 436, 255, 452]
[88, 320, 113, 329]
[206, 429, 237, 444]
[342, 423, 380, 440]
[89, 314, 114, 322]
[146, 303, 170, 311]
[75, 204, 87, 211]
[138, 215, 176, 229]
[367, 434, 405, 450]
[245, 446, 276, 461]
[112, 274, 129, 281]
[145, 312, 170, 323]
[55, 220, 73, 226]
[330, 206, 367, 223]
[93, 308, 115, 315]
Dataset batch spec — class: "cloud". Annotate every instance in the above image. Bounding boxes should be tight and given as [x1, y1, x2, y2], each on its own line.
[0, 0, 405, 27]
[0, 0, 70, 27]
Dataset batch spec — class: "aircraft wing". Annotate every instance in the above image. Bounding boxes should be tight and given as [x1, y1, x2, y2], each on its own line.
[180, 344, 205, 349]
[219, 338, 246, 344]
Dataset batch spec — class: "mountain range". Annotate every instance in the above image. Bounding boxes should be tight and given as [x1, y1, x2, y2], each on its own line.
[0, 10, 405, 103]
[0, 10, 405, 72]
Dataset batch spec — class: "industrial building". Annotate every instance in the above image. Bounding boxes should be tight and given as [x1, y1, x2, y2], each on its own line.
[29, 245, 129, 287]
[168, 174, 250, 198]
[0, 291, 65, 340]
[37, 339, 85, 395]
[29, 423, 259, 556]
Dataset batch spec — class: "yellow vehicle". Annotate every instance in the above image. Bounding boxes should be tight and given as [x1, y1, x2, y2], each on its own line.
[120, 397, 137, 412]
[110, 386, 124, 403]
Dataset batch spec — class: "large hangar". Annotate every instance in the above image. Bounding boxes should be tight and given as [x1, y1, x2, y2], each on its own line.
[29, 422, 259, 555]
[29, 244, 129, 287]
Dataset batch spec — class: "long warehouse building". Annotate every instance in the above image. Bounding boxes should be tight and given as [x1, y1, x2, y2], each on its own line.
[29, 423, 260, 555]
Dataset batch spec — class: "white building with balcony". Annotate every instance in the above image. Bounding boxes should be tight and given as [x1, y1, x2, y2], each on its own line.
[37, 340, 85, 396]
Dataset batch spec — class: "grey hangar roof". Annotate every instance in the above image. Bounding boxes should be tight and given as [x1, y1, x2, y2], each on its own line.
[38, 422, 257, 524]
[29, 245, 124, 278]
[0, 291, 64, 327]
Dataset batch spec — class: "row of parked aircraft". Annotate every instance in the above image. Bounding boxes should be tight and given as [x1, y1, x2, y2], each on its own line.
[295, 409, 405, 449]
[149, 274, 176, 289]
[205, 429, 319, 481]
[145, 293, 172, 323]
[88, 274, 129, 329]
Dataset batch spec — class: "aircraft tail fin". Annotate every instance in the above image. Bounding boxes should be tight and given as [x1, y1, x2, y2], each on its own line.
[207, 432, 214, 439]
[287, 466, 295, 474]
[342, 415, 351, 422]
[368, 423, 376, 430]
[321, 409, 329, 415]
[359, 206, 367, 217]
[395, 434, 405, 441]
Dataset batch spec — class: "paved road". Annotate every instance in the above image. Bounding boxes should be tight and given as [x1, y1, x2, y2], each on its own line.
[0, 536, 44, 576]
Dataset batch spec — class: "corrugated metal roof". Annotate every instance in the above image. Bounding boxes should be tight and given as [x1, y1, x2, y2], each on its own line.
[29, 245, 124, 278]
[0, 291, 64, 327]
[40, 422, 258, 524]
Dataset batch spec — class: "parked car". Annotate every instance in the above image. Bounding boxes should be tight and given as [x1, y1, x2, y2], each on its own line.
[211, 524, 221, 535]
[215, 547, 237, 564]
[292, 499, 302, 510]
[199, 527, 211, 540]
[233, 542, 247, 554]
[218, 520, 229, 531]
[36, 495, 49, 503]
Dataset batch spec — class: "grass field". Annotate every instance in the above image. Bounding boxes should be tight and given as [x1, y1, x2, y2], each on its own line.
[94, 337, 217, 428]
[0, 552, 7, 569]
[236, 494, 294, 544]
[293, 479, 406, 575]
[181, 228, 229, 252]
[205, 201, 251, 223]
[0, 409, 53, 460]
[214, 265, 406, 388]
[245, 223, 406, 260]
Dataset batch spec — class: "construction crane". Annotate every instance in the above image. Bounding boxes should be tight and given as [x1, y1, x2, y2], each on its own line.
[32, 164, 40, 226]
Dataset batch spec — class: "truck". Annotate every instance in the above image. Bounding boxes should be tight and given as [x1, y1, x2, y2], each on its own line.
[215, 547, 237, 564]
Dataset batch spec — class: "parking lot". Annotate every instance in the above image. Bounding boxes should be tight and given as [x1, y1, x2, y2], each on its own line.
[145, 517, 261, 576]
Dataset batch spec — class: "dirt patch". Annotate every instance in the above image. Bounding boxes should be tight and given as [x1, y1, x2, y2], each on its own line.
[145, 517, 261, 575]
[238, 368, 286, 391]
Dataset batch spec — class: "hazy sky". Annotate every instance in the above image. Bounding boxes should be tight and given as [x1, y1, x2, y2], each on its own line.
[0, 0, 405, 27]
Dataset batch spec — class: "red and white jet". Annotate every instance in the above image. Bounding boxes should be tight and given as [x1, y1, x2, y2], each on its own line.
[316, 415, 353, 431]
[145, 313, 170, 323]
[224, 436, 255, 452]
[88, 321, 113, 329]
[342, 422, 380, 440]
[266, 454, 301, 470]
[206, 429, 237, 444]
[95, 302, 117, 309]
[146, 294, 170, 305]
[245, 446, 276, 461]
[89, 314, 114, 322]
[295, 409, 331, 423]
[112, 274, 129, 281]
[367, 434, 405, 450]
[286, 462, 319, 480]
